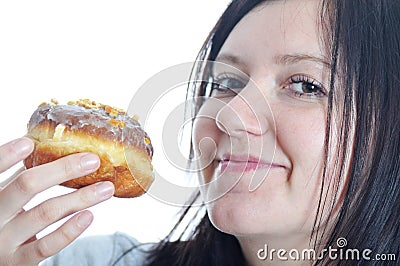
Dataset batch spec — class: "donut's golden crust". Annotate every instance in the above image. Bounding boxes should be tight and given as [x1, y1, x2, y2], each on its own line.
[24, 100, 154, 198]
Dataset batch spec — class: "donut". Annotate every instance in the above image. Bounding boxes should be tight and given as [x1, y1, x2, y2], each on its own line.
[23, 99, 154, 198]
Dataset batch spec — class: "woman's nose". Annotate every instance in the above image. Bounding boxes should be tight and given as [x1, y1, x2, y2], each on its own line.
[215, 86, 271, 137]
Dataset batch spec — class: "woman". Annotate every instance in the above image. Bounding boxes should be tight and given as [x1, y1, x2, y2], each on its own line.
[0, 0, 399, 265]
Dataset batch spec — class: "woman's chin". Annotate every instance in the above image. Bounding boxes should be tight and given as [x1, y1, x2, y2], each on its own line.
[205, 190, 311, 238]
[206, 192, 268, 236]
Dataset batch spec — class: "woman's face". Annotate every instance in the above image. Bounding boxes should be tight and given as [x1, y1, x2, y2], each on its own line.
[193, 0, 332, 238]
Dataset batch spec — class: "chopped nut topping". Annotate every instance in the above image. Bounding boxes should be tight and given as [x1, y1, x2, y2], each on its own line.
[68, 98, 103, 109]
[67, 99, 126, 115]
[43, 98, 128, 118]
[39, 99, 58, 107]
[105, 105, 112, 113]
[104, 104, 124, 117]
[109, 118, 126, 128]
[132, 114, 140, 121]
[110, 109, 119, 117]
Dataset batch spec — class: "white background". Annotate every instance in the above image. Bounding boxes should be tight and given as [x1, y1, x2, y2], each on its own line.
[0, 1, 230, 244]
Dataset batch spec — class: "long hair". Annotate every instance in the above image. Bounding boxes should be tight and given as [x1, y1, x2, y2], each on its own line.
[141, 0, 400, 265]
[318, 1, 400, 265]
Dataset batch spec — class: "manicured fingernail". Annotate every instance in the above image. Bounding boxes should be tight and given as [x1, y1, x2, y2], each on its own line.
[95, 182, 114, 199]
[13, 138, 33, 156]
[77, 211, 93, 228]
[80, 154, 100, 171]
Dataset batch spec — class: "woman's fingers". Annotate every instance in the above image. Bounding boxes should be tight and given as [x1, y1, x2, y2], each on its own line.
[0, 153, 100, 226]
[0, 138, 34, 174]
[14, 210, 94, 266]
[0, 166, 25, 188]
[5, 181, 114, 248]
[0, 140, 110, 264]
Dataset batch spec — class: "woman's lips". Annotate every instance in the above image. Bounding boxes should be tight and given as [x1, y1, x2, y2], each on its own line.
[218, 154, 283, 173]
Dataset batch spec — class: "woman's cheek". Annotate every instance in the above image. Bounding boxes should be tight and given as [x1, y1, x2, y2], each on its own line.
[192, 114, 219, 184]
[273, 105, 326, 212]
[276, 105, 326, 169]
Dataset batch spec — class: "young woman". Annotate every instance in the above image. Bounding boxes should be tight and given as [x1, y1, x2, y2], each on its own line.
[0, 0, 399, 265]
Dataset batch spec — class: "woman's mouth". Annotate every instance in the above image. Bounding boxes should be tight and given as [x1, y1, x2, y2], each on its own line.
[218, 154, 283, 173]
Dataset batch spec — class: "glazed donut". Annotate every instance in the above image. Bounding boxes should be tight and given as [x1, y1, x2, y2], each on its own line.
[24, 99, 154, 198]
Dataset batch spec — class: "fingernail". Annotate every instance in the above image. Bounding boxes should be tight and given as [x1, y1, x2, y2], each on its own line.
[95, 182, 114, 199]
[13, 138, 33, 156]
[80, 154, 100, 171]
[77, 212, 93, 228]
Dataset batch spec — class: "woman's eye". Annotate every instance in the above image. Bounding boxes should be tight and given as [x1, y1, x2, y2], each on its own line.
[210, 74, 247, 97]
[286, 75, 326, 98]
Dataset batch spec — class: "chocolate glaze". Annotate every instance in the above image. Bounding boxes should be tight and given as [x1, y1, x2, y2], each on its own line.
[27, 103, 153, 158]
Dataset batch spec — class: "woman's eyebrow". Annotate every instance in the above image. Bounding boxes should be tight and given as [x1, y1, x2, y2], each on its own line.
[215, 53, 331, 68]
[275, 53, 331, 68]
[215, 54, 246, 67]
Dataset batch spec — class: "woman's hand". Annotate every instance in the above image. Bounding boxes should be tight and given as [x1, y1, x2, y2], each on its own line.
[0, 138, 115, 266]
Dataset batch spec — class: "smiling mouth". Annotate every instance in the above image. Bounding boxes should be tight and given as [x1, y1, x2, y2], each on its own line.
[217, 154, 283, 173]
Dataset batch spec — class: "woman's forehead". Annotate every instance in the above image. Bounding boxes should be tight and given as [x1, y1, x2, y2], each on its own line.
[217, 0, 325, 68]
